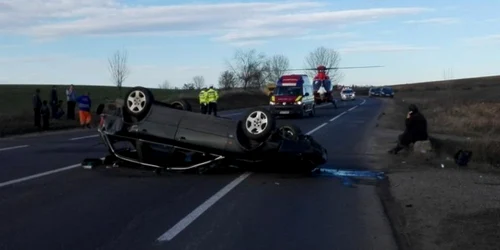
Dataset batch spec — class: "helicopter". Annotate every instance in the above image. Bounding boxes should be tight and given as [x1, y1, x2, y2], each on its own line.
[284, 65, 383, 104]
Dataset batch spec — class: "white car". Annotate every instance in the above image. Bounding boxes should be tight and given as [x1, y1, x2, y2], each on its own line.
[340, 88, 355, 101]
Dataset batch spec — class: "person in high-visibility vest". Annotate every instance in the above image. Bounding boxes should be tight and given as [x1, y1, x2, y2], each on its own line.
[206, 85, 219, 116]
[76, 92, 92, 128]
[198, 87, 208, 114]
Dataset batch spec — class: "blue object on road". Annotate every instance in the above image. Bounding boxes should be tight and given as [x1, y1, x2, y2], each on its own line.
[312, 167, 386, 187]
[316, 168, 386, 179]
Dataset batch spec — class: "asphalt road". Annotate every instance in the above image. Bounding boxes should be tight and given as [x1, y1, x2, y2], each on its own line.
[0, 98, 397, 250]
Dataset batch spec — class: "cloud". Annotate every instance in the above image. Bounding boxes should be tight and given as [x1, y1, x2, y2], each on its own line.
[0, 44, 20, 49]
[339, 41, 438, 53]
[483, 18, 500, 23]
[0, 55, 67, 64]
[403, 17, 459, 24]
[463, 34, 500, 46]
[295, 32, 357, 40]
[0, 1, 432, 43]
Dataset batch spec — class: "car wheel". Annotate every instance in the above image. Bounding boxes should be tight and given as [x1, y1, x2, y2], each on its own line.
[241, 108, 276, 141]
[124, 87, 154, 121]
[278, 124, 302, 140]
[170, 99, 192, 111]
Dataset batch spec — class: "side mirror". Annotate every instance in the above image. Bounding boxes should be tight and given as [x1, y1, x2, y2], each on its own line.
[304, 92, 310, 96]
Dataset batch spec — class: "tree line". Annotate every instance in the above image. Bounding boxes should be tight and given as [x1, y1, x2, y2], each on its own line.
[107, 46, 343, 91]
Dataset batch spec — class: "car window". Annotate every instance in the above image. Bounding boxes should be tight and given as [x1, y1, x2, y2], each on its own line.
[342, 89, 353, 94]
[274, 86, 303, 96]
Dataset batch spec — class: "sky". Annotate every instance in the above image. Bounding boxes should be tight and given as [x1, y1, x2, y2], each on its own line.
[0, 0, 499, 88]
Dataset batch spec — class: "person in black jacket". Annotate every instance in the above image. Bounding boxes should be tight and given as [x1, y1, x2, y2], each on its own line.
[50, 85, 59, 119]
[32, 88, 42, 129]
[388, 104, 428, 154]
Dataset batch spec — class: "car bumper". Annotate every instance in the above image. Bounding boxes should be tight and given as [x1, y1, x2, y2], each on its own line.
[341, 96, 355, 100]
[269, 105, 303, 115]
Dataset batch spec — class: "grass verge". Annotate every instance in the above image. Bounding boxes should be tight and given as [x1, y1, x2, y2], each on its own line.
[368, 75, 500, 250]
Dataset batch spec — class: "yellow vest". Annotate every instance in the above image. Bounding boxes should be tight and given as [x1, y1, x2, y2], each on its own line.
[199, 90, 208, 104]
[206, 89, 218, 103]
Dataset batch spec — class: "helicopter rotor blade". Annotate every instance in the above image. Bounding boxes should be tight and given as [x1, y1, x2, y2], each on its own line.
[284, 65, 383, 71]
[285, 68, 317, 71]
[324, 66, 383, 70]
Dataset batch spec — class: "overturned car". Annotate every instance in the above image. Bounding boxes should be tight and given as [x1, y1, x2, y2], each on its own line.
[91, 87, 328, 174]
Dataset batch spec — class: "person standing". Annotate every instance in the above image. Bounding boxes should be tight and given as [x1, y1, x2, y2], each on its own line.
[206, 85, 219, 116]
[40, 100, 51, 130]
[32, 88, 42, 129]
[66, 84, 77, 120]
[77, 92, 92, 128]
[50, 85, 59, 119]
[198, 87, 208, 114]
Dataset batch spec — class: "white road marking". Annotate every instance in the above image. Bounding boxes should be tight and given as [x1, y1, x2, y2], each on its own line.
[0, 157, 105, 188]
[0, 163, 79, 188]
[0, 145, 29, 152]
[305, 123, 328, 135]
[1, 100, 363, 239]
[348, 105, 358, 111]
[360, 99, 366, 105]
[156, 112, 345, 242]
[69, 134, 99, 141]
[330, 111, 347, 122]
[157, 172, 252, 242]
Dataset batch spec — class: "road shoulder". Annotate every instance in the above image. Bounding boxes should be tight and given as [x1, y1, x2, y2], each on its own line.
[367, 98, 500, 250]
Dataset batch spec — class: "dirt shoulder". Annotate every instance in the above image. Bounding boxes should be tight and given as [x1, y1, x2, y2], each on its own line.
[369, 98, 500, 250]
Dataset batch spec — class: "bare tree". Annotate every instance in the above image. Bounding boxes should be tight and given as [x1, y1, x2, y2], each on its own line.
[108, 49, 130, 92]
[219, 70, 237, 89]
[264, 54, 289, 82]
[226, 49, 267, 89]
[182, 83, 195, 90]
[192, 75, 205, 89]
[158, 80, 170, 89]
[304, 46, 344, 84]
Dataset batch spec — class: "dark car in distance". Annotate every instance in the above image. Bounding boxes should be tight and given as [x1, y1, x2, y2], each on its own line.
[369, 87, 394, 98]
[380, 87, 394, 98]
[91, 87, 328, 174]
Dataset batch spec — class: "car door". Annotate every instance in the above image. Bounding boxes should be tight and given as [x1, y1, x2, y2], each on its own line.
[175, 112, 233, 152]
[138, 104, 186, 141]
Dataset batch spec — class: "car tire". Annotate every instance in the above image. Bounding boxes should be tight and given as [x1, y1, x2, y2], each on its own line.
[124, 86, 155, 121]
[170, 99, 192, 111]
[277, 124, 302, 140]
[241, 108, 276, 141]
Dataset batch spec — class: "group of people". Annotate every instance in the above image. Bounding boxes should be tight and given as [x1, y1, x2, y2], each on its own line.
[198, 86, 219, 116]
[32, 84, 93, 131]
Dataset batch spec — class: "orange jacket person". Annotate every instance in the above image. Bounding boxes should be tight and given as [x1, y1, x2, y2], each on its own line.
[76, 92, 92, 128]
